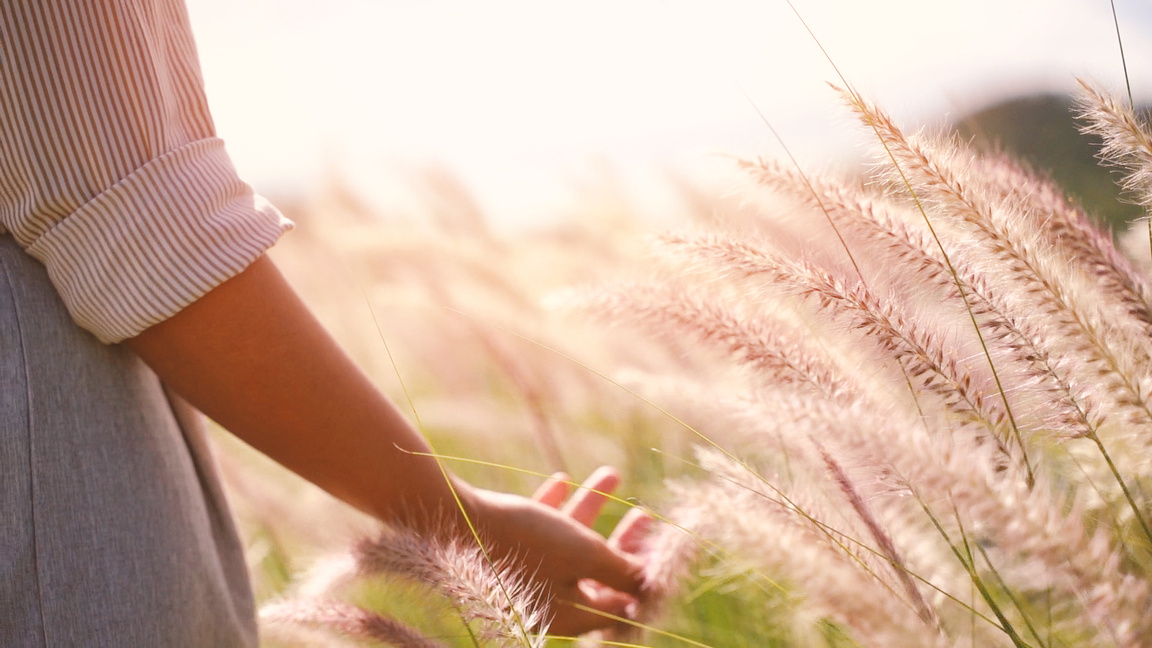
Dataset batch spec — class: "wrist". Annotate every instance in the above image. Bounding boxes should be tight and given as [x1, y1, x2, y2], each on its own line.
[429, 475, 487, 541]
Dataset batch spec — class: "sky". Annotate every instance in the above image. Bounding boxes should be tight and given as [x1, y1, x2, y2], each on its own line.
[185, 0, 1152, 228]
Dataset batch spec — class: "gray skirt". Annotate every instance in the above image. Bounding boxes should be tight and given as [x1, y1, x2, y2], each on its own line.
[0, 235, 256, 646]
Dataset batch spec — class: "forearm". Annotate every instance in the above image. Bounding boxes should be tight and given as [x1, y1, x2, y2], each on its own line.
[126, 254, 647, 636]
[126, 254, 474, 534]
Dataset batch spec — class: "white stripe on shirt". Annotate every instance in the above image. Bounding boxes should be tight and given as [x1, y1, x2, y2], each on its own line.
[0, 0, 293, 343]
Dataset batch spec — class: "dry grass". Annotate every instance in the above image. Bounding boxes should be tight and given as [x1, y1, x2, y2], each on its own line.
[208, 57, 1152, 648]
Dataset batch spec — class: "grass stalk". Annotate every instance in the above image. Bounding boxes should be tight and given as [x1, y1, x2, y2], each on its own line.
[363, 292, 540, 647]
[915, 494, 1030, 648]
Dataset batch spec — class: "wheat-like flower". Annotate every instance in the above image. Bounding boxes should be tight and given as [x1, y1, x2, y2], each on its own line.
[658, 232, 1018, 456]
[968, 152, 1152, 329]
[570, 280, 852, 401]
[744, 158, 1104, 439]
[268, 525, 549, 648]
[1076, 80, 1152, 211]
[683, 448, 950, 647]
[596, 85, 1152, 646]
[654, 374, 1149, 645]
[847, 89, 1152, 478]
[259, 597, 445, 647]
[352, 527, 550, 647]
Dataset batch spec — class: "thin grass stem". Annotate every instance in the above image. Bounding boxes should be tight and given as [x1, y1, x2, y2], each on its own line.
[842, 91, 1034, 487]
[1109, 0, 1134, 109]
[914, 494, 1029, 647]
[973, 535, 1049, 648]
[1088, 432, 1152, 547]
[568, 604, 718, 648]
[362, 291, 538, 647]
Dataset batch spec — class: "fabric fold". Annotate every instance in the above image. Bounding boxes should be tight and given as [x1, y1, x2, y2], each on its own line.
[24, 138, 293, 343]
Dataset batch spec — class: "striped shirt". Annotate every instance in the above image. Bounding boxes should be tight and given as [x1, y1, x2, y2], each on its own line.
[0, 0, 293, 344]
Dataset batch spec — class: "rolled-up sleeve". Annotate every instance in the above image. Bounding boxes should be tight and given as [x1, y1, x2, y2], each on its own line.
[0, 0, 293, 344]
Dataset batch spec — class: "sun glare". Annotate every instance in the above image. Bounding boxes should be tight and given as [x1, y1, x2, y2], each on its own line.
[187, 0, 1152, 227]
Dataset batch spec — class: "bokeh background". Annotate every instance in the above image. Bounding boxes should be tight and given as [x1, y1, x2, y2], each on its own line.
[188, 0, 1152, 231]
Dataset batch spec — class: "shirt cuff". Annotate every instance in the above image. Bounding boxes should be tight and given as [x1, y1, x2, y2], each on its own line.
[25, 138, 294, 344]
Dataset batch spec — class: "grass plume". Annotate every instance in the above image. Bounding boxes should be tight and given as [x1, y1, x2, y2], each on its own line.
[211, 36, 1152, 648]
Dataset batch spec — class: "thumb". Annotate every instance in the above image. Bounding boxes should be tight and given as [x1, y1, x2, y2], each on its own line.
[549, 579, 638, 637]
[582, 533, 645, 596]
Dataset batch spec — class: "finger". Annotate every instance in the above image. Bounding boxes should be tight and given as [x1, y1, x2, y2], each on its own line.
[531, 472, 571, 508]
[583, 537, 645, 596]
[608, 507, 652, 556]
[549, 579, 638, 637]
[561, 466, 620, 527]
[581, 581, 638, 623]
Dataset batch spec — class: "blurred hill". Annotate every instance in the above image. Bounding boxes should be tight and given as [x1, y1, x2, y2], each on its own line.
[953, 94, 1148, 234]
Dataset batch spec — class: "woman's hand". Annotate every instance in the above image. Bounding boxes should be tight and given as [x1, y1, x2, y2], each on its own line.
[467, 466, 650, 637]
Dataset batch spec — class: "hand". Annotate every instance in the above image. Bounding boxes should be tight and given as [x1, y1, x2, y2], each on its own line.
[468, 466, 651, 637]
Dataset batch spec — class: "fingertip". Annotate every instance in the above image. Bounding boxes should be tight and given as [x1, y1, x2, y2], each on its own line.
[551, 581, 639, 636]
[609, 507, 653, 555]
[581, 580, 638, 618]
[585, 465, 621, 490]
[562, 467, 621, 526]
[532, 471, 571, 508]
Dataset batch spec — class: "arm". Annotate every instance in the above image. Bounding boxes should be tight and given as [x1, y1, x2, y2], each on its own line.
[126, 254, 644, 635]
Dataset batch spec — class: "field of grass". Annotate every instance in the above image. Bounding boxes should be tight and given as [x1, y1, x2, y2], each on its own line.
[208, 8, 1152, 648]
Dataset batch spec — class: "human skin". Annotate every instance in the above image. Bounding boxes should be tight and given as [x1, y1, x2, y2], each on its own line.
[126, 253, 647, 636]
